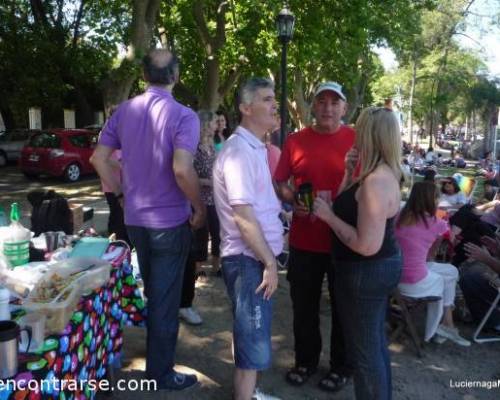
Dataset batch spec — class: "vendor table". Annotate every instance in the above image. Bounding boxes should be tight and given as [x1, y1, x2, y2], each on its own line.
[0, 245, 145, 400]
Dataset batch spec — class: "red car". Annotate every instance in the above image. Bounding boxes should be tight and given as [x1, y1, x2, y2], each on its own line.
[20, 129, 98, 182]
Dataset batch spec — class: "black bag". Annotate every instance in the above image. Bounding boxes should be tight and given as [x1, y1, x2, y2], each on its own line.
[28, 190, 73, 236]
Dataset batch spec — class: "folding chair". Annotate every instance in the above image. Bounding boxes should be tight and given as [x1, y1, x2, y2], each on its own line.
[453, 174, 477, 203]
[389, 289, 441, 358]
[472, 278, 500, 343]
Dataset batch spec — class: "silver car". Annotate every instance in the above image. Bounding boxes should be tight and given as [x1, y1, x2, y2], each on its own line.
[0, 129, 37, 167]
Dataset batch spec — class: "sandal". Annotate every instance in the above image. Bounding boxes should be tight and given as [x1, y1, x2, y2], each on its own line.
[285, 366, 316, 386]
[318, 371, 349, 393]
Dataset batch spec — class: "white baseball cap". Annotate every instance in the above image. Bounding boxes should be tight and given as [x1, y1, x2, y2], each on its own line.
[314, 81, 346, 101]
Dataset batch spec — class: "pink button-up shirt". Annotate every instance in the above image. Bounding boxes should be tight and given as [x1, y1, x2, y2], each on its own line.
[213, 126, 283, 259]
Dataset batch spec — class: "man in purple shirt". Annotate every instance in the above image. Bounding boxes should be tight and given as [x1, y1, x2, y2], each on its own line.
[91, 49, 205, 391]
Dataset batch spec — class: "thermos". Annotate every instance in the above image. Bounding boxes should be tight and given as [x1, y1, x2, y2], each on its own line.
[0, 320, 31, 379]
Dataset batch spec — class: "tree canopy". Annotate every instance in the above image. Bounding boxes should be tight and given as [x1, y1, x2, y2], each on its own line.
[0, 0, 498, 137]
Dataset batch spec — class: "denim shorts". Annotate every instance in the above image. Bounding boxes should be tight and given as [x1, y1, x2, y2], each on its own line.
[221, 254, 273, 370]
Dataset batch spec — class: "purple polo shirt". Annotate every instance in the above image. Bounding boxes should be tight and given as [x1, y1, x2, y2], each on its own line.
[99, 86, 200, 228]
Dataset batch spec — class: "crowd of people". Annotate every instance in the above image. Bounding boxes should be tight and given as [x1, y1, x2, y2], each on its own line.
[90, 48, 500, 400]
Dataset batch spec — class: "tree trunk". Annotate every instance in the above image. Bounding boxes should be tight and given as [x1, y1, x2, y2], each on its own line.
[408, 54, 417, 144]
[288, 69, 310, 129]
[346, 76, 368, 124]
[102, 0, 161, 117]
[199, 58, 221, 111]
[192, 0, 231, 112]
[74, 85, 96, 127]
[0, 101, 15, 130]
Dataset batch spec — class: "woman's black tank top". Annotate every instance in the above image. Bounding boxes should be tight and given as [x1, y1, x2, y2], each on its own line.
[332, 182, 399, 262]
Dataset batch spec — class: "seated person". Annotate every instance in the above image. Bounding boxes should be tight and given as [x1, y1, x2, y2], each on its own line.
[423, 168, 437, 183]
[479, 151, 494, 172]
[453, 153, 467, 168]
[395, 182, 470, 346]
[480, 179, 499, 203]
[435, 153, 443, 167]
[408, 150, 425, 172]
[479, 202, 500, 230]
[449, 205, 496, 266]
[425, 147, 437, 165]
[401, 158, 411, 177]
[461, 237, 500, 332]
[438, 177, 466, 208]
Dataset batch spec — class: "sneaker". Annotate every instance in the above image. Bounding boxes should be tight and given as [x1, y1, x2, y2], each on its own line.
[159, 371, 198, 391]
[179, 307, 203, 325]
[436, 325, 471, 346]
[432, 334, 447, 344]
[252, 388, 282, 400]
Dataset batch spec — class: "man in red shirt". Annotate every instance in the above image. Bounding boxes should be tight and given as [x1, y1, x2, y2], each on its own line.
[274, 82, 355, 393]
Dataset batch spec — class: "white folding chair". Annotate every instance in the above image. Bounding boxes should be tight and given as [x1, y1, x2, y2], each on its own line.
[472, 278, 500, 343]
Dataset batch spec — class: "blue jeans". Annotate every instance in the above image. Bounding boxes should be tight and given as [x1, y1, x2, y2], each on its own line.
[335, 254, 402, 400]
[127, 223, 191, 382]
[460, 269, 500, 329]
[222, 254, 274, 370]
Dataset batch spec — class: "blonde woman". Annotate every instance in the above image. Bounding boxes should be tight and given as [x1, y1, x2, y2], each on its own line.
[194, 110, 221, 273]
[313, 107, 402, 400]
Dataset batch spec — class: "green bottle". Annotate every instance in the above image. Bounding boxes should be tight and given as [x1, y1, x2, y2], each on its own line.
[10, 202, 20, 222]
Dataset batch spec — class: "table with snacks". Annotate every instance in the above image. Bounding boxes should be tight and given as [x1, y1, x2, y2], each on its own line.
[0, 244, 146, 400]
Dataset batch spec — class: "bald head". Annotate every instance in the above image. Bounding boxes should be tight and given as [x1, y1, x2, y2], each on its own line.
[142, 49, 179, 86]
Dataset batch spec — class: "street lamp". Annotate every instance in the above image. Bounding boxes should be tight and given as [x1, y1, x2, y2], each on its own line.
[276, 4, 295, 147]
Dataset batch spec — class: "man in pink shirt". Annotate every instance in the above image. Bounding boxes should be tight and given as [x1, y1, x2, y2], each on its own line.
[213, 78, 283, 400]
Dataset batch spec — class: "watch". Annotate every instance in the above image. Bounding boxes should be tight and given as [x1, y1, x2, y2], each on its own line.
[115, 193, 124, 200]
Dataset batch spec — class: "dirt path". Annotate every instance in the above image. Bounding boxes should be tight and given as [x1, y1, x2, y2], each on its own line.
[103, 272, 500, 400]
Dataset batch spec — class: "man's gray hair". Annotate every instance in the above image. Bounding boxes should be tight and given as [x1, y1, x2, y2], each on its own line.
[238, 77, 274, 106]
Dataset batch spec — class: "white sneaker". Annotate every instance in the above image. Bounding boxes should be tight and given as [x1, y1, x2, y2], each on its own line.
[252, 388, 281, 400]
[179, 307, 203, 325]
[436, 325, 471, 347]
[432, 334, 447, 344]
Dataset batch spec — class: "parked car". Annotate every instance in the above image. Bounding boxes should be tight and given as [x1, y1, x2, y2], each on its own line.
[0, 129, 38, 167]
[19, 129, 98, 182]
[83, 124, 103, 133]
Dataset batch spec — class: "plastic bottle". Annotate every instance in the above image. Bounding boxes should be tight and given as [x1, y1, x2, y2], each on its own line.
[3, 203, 31, 267]
[0, 206, 7, 227]
[0, 286, 10, 320]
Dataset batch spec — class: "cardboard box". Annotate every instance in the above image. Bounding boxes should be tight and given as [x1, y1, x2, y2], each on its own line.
[68, 202, 84, 233]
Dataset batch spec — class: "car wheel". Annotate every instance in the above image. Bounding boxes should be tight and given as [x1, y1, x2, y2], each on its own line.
[22, 171, 39, 179]
[64, 163, 81, 182]
[0, 151, 6, 167]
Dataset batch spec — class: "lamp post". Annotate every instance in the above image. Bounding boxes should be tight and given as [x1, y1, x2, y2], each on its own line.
[276, 4, 295, 147]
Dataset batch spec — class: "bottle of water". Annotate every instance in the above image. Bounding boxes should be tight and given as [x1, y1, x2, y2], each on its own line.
[0, 286, 10, 320]
[0, 206, 7, 227]
[3, 203, 31, 267]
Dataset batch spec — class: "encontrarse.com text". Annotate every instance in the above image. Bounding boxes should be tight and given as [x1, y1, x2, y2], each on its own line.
[0, 378, 157, 392]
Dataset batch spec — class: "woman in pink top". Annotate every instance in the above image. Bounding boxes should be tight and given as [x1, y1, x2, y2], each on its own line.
[395, 182, 470, 346]
[265, 132, 281, 176]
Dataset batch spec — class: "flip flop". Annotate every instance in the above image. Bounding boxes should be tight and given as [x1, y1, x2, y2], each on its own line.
[318, 371, 349, 392]
[285, 366, 316, 386]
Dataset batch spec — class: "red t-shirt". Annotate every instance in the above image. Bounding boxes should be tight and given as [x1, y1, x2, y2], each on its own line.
[274, 125, 356, 253]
